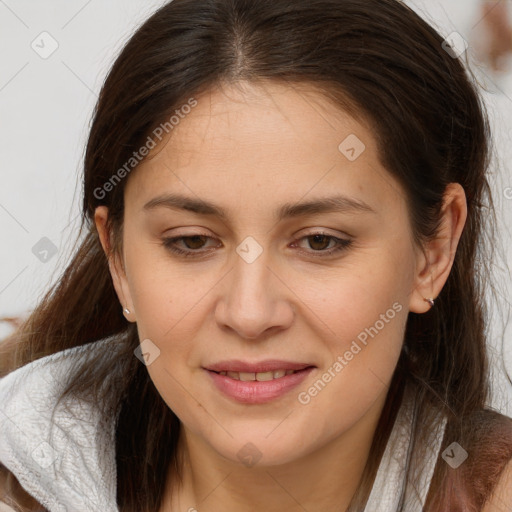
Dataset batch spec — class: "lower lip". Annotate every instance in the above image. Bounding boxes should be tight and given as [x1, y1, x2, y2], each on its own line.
[204, 367, 315, 404]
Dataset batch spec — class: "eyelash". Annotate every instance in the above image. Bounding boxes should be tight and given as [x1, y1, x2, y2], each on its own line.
[161, 232, 353, 259]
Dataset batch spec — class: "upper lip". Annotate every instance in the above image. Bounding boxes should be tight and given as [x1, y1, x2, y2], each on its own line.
[204, 360, 315, 373]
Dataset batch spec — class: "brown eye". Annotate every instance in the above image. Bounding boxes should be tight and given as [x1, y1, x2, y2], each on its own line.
[162, 232, 352, 259]
[161, 233, 220, 258]
[292, 232, 353, 257]
[307, 234, 333, 251]
[181, 235, 208, 250]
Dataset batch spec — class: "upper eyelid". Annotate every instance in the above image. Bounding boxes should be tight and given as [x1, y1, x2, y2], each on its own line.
[163, 226, 350, 239]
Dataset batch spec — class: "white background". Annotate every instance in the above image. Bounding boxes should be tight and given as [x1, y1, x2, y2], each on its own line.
[0, 0, 511, 414]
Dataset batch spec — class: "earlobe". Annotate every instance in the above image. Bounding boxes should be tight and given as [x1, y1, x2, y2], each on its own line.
[409, 183, 467, 314]
[94, 206, 137, 323]
[409, 263, 436, 314]
[109, 258, 137, 323]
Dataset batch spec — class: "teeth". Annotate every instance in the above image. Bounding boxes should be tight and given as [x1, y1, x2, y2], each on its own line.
[256, 371, 274, 381]
[219, 369, 299, 381]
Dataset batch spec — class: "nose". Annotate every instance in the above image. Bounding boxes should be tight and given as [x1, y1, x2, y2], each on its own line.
[214, 249, 294, 341]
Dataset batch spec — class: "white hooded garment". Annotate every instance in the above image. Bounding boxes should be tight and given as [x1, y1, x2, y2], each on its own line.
[0, 336, 447, 512]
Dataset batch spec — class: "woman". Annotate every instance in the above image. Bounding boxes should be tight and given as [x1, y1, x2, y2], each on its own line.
[1, 0, 512, 510]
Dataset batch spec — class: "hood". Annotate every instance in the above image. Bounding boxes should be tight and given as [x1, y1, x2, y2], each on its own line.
[0, 336, 119, 512]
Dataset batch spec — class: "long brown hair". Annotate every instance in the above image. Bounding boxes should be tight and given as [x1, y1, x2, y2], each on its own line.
[2, 0, 512, 510]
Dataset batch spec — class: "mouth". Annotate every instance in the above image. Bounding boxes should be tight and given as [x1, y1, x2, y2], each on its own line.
[203, 363, 316, 404]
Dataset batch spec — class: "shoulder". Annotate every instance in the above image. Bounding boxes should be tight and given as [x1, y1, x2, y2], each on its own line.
[456, 407, 512, 468]
[0, 338, 108, 440]
[0, 336, 120, 512]
[434, 408, 512, 510]
[0, 334, 119, 446]
[483, 457, 512, 511]
[1, 461, 45, 511]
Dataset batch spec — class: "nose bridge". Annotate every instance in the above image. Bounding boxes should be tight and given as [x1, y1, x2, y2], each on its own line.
[215, 239, 292, 339]
[230, 243, 273, 315]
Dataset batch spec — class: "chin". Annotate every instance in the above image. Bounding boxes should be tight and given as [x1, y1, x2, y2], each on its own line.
[207, 431, 311, 468]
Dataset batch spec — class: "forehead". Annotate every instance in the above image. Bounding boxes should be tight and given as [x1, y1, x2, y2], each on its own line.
[124, 80, 406, 219]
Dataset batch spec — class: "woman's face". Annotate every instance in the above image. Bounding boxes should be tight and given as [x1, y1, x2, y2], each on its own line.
[97, 81, 432, 466]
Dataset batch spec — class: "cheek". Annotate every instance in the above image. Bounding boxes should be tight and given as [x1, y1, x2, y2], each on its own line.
[289, 249, 412, 403]
[123, 237, 218, 339]
[293, 245, 412, 343]
[305, 286, 406, 382]
[290, 277, 408, 443]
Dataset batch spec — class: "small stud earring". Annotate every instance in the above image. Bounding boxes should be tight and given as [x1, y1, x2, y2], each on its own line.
[123, 307, 131, 316]
[423, 297, 435, 308]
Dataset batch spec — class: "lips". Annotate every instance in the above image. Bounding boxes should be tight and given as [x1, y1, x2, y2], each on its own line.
[204, 363, 316, 405]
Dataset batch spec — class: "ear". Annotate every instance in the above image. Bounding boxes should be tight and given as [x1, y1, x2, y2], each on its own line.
[94, 206, 136, 322]
[409, 183, 468, 314]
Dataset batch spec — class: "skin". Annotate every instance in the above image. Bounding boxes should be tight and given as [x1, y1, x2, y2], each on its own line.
[95, 80, 467, 512]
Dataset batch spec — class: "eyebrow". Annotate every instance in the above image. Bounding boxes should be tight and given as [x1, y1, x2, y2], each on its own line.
[143, 193, 376, 221]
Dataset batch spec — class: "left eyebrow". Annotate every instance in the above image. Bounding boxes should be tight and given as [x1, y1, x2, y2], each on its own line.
[142, 193, 376, 221]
